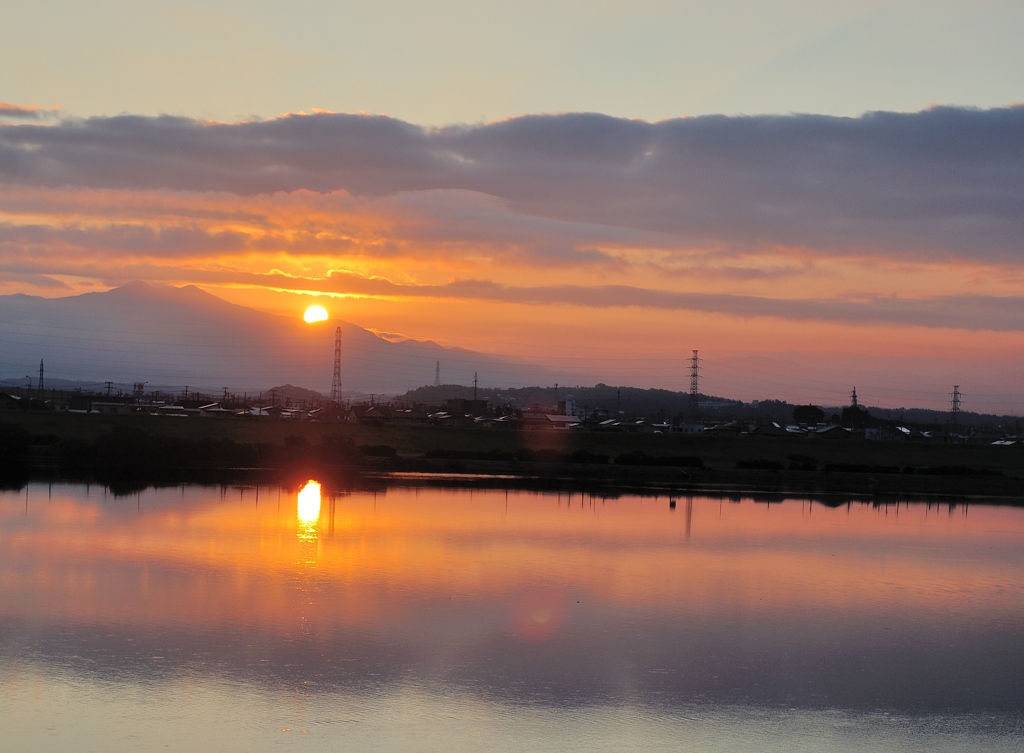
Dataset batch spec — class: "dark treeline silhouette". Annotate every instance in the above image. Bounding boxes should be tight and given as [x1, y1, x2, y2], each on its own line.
[398, 383, 727, 420]
[422, 447, 703, 467]
[0, 422, 371, 494]
[792, 404, 825, 424]
[397, 384, 1020, 431]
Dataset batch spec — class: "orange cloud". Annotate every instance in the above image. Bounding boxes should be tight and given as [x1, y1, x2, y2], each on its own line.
[1, 107, 1023, 409]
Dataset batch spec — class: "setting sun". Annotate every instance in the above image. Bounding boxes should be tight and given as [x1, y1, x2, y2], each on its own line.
[303, 305, 328, 323]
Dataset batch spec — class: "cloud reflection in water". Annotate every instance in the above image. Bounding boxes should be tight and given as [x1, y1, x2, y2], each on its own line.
[1, 484, 1024, 751]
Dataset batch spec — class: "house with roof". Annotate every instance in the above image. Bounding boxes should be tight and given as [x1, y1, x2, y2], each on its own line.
[198, 403, 235, 418]
[811, 424, 853, 440]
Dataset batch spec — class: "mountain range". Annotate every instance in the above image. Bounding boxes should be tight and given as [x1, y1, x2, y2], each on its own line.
[0, 282, 557, 396]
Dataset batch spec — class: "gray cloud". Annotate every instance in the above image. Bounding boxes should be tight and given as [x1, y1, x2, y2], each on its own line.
[0, 221, 349, 258]
[313, 276, 1024, 332]
[1, 107, 1023, 260]
[190, 269, 1024, 332]
[0, 102, 60, 120]
[0, 190, 635, 269]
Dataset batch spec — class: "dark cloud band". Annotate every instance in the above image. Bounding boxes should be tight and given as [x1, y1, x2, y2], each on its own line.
[2, 107, 1023, 260]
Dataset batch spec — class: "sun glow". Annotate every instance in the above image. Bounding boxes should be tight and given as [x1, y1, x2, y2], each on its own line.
[297, 480, 322, 524]
[303, 305, 328, 323]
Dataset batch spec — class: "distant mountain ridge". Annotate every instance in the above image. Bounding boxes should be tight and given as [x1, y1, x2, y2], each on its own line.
[0, 282, 558, 395]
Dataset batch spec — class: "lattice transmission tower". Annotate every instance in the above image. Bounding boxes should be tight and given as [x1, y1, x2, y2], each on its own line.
[330, 326, 342, 404]
[950, 385, 962, 426]
[689, 350, 700, 417]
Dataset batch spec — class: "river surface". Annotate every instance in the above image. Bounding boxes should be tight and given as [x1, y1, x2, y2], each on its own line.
[1, 482, 1022, 752]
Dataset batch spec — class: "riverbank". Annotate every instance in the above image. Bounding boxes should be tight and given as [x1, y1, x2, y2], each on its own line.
[2, 413, 1022, 501]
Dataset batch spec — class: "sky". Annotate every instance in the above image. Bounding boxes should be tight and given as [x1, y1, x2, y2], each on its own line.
[1, 0, 1023, 412]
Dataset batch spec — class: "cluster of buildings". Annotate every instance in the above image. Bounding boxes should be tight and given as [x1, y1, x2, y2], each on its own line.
[0, 391, 313, 419]
[696, 419, 1020, 444]
[3, 386, 1019, 445]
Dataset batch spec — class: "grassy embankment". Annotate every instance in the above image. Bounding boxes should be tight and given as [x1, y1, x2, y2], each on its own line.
[2, 412, 1023, 500]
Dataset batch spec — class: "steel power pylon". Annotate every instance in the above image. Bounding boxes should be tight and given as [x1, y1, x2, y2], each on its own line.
[689, 350, 700, 417]
[331, 326, 342, 404]
[950, 385, 962, 426]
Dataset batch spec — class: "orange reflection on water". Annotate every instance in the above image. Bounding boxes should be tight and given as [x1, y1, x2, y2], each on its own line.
[296, 480, 322, 540]
[1, 485, 1024, 642]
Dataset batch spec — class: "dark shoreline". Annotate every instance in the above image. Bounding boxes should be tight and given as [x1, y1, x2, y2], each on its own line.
[2, 413, 1023, 503]
[7, 460, 1024, 508]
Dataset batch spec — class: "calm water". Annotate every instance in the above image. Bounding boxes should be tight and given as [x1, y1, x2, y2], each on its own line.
[1, 482, 1022, 752]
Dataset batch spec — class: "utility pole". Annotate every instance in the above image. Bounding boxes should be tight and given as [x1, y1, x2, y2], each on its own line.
[38, 359, 44, 399]
[950, 385, 962, 426]
[434, 360, 440, 387]
[331, 326, 342, 403]
[106, 381, 113, 397]
[689, 350, 700, 418]
[473, 372, 478, 401]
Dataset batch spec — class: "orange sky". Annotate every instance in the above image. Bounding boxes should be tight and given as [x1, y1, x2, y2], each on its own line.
[1, 109, 1022, 410]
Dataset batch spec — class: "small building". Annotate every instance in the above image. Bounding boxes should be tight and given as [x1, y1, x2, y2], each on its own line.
[90, 400, 135, 415]
[391, 409, 431, 426]
[308, 404, 347, 421]
[812, 424, 853, 440]
[706, 420, 745, 434]
[546, 414, 582, 430]
[199, 403, 235, 418]
[751, 421, 789, 437]
[0, 392, 22, 411]
[348, 405, 388, 425]
[244, 405, 287, 418]
[443, 398, 488, 416]
[521, 412, 551, 429]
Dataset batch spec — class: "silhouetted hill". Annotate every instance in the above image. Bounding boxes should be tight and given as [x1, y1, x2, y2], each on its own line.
[0, 282, 558, 396]
[264, 384, 326, 403]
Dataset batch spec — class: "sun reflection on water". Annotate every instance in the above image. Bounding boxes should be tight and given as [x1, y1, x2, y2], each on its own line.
[296, 480, 321, 538]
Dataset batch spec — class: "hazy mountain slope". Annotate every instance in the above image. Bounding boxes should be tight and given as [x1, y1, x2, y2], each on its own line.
[0, 282, 556, 395]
